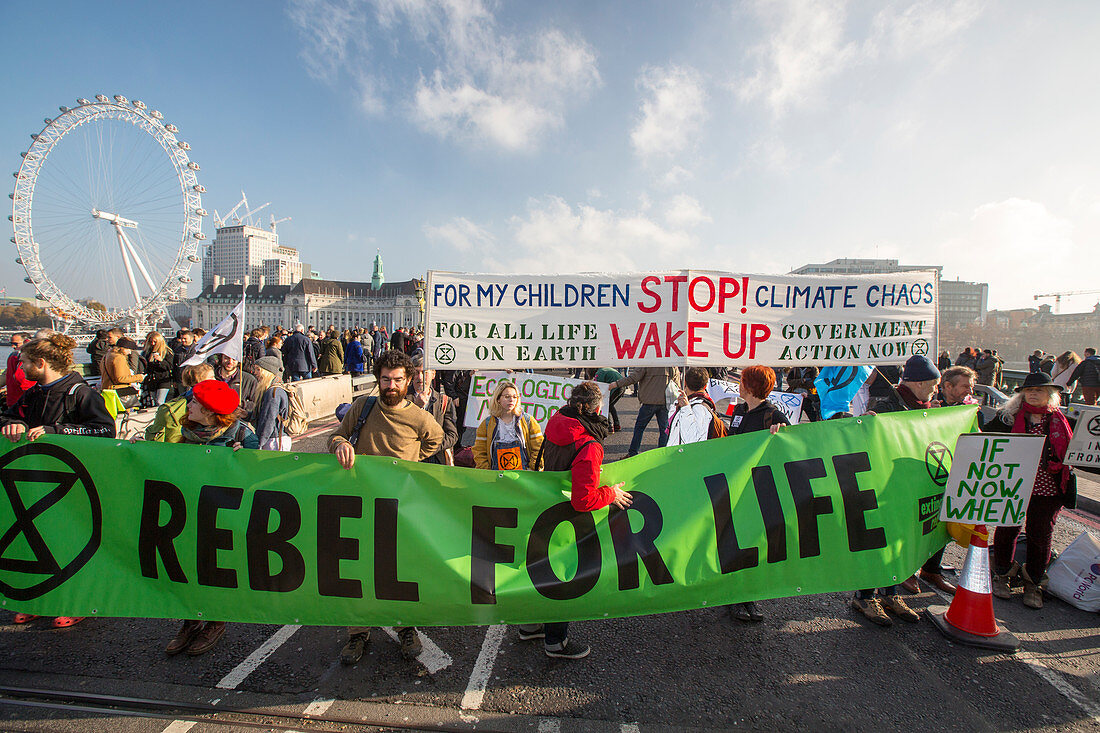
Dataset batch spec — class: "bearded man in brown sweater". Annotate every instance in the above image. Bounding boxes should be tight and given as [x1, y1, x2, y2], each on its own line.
[329, 349, 443, 667]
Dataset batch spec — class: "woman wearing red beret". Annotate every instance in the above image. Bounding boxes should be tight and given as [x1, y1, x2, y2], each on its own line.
[163, 380, 259, 657]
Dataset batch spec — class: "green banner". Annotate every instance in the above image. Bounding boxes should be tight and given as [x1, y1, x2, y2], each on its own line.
[0, 407, 977, 626]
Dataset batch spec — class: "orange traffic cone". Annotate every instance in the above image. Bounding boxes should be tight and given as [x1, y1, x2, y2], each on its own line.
[927, 524, 1020, 652]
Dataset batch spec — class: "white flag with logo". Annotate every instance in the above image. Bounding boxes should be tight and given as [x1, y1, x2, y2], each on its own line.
[182, 297, 245, 366]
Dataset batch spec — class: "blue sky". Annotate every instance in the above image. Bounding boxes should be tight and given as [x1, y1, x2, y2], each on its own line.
[3, 1, 1100, 313]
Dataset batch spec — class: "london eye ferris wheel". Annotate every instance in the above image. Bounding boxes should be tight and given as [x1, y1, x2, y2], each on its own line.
[10, 94, 206, 329]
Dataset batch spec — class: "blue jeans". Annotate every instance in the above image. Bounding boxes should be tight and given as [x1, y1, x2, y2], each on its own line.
[627, 403, 669, 456]
[288, 371, 310, 382]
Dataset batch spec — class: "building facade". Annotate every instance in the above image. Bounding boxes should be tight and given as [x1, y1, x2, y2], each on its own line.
[201, 224, 304, 290]
[939, 279, 989, 326]
[791, 257, 988, 328]
[191, 277, 424, 332]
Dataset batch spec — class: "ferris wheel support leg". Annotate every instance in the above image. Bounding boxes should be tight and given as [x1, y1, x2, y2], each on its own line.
[114, 224, 143, 307]
[117, 227, 159, 294]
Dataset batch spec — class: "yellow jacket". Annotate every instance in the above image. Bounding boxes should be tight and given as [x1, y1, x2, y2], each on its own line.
[473, 413, 544, 470]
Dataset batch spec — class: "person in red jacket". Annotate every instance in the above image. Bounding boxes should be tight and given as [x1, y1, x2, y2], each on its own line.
[5, 332, 34, 408]
[516, 381, 630, 658]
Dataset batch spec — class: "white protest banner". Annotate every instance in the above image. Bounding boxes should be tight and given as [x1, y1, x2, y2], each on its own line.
[465, 371, 610, 430]
[705, 378, 804, 424]
[1064, 406, 1100, 468]
[183, 296, 245, 366]
[939, 434, 1045, 527]
[425, 270, 938, 369]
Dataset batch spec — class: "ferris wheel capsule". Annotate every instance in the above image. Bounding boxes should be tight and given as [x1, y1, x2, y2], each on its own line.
[132, 99, 146, 109]
[95, 94, 108, 102]
[77, 98, 90, 105]
[179, 276, 192, 283]
[150, 110, 163, 119]
[178, 141, 190, 150]
[192, 231, 206, 240]
[187, 161, 200, 170]
[165, 124, 179, 133]
[193, 184, 206, 193]
[113, 95, 128, 104]
[195, 208, 207, 216]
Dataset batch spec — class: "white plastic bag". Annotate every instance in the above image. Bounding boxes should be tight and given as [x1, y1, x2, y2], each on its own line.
[1046, 531, 1100, 612]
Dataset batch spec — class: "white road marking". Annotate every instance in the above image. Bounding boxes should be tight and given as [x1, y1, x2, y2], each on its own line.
[1016, 651, 1100, 724]
[217, 624, 302, 689]
[160, 722, 195, 733]
[303, 697, 336, 717]
[538, 718, 562, 732]
[162, 625, 303, 731]
[381, 626, 453, 673]
[621, 724, 641, 733]
[460, 624, 506, 710]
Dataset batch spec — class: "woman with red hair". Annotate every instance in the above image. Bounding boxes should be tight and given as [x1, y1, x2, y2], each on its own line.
[724, 365, 790, 622]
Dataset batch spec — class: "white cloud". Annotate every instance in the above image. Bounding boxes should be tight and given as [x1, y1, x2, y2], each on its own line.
[449, 196, 697, 272]
[423, 216, 495, 252]
[867, 0, 983, 59]
[631, 65, 708, 162]
[736, 0, 857, 115]
[288, 0, 600, 151]
[937, 198, 1077, 310]
[735, 0, 982, 116]
[662, 195, 712, 228]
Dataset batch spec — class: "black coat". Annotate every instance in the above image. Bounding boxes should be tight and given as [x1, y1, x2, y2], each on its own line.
[140, 349, 176, 391]
[0, 372, 115, 437]
[282, 332, 317, 373]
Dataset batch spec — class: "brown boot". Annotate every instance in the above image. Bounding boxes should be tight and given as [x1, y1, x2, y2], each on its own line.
[186, 622, 227, 655]
[165, 620, 204, 655]
[1021, 568, 1043, 610]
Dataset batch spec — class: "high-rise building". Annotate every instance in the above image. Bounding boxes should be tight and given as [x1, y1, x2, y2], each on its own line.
[201, 224, 303, 290]
[939, 279, 989, 326]
[790, 257, 988, 327]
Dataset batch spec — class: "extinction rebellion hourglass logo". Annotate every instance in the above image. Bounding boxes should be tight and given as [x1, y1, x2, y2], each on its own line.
[0, 443, 101, 601]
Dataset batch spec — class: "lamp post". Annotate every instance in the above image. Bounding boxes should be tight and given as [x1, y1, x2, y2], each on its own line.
[414, 278, 426, 332]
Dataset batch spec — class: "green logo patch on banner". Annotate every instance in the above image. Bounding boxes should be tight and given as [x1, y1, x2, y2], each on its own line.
[0, 407, 978, 626]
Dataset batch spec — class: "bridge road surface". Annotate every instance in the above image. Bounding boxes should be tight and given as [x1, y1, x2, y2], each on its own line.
[1, 394, 1099, 732]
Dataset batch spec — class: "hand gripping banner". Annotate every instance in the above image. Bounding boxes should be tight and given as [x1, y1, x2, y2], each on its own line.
[0, 407, 977, 626]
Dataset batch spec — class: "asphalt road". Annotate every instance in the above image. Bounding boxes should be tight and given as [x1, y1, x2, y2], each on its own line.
[1, 395, 1099, 732]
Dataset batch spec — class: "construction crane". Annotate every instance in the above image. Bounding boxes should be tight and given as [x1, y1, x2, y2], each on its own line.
[1033, 289, 1100, 313]
[270, 215, 291, 234]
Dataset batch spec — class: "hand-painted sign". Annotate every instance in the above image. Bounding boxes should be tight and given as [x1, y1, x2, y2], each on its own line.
[706, 378, 804, 425]
[425, 270, 939, 369]
[938, 434, 1045, 526]
[1065, 406, 1100, 468]
[464, 371, 610, 429]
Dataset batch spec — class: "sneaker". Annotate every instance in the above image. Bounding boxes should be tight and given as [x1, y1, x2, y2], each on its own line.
[882, 594, 920, 623]
[165, 620, 204, 656]
[545, 638, 590, 659]
[340, 632, 370, 665]
[51, 617, 84, 628]
[729, 602, 763, 622]
[398, 627, 422, 659]
[185, 621, 226, 656]
[992, 573, 1012, 600]
[851, 595, 893, 627]
[517, 624, 545, 640]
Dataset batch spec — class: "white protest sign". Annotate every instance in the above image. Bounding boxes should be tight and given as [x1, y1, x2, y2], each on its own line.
[464, 371, 610, 430]
[1064, 406, 1100, 468]
[426, 269, 939, 369]
[939, 434, 1045, 527]
[706, 378, 804, 425]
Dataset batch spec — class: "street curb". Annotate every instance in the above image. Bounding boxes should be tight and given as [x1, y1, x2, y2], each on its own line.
[1076, 494, 1100, 518]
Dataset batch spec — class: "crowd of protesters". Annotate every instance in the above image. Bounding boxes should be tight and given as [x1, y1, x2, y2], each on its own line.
[0, 324, 1093, 663]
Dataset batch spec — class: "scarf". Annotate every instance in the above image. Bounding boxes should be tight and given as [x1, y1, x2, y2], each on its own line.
[1012, 401, 1073, 486]
[896, 383, 931, 410]
[559, 404, 610, 444]
[181, 421, 230, 445]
